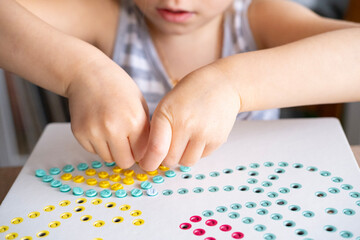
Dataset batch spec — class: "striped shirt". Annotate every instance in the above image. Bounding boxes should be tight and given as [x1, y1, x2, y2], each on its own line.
[112, 0, 279, 120]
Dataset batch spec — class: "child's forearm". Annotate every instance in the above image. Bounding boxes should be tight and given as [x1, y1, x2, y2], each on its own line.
[0, 0, 107, 97]
[213, 28, 360, 113]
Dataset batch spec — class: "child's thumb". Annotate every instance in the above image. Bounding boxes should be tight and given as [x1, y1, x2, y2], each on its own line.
[139, 112, 172, 171]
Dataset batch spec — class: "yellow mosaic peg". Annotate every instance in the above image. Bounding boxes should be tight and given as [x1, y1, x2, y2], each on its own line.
[147, 170, 158, 176]
[91, 199, 102, 205]
[48, 221, 61, 228]
[119, 204, 131, 211]
[73, 176, 85, 183]
[98, 171, 109, 179]
[59, 200, 71, 207]
[93, 220, 105, 228]
[11, 217, 23, 224]
[5, 232, 18, 239]
[80, 215, 92, 222]
[99, 181, 110, 188]
[36, 231, 49, 238]
[0, 226, 9, 233]
[110, 183, 124, 190]
[136, 173, 148, 181]
[130, 210, 142, 217]
[60, 212, 72, 219]
[112, 217, 124, 223]
[61, 173, 72, 181]
[76, 198, 87, 204]
[158, 165, 169, 171]
[73, 206, 85, 213]
[85, 169, 96, 176]
[86, 178, 98, 186]
[122, 177, 135, 185]
[124, 169, 135, 177]
[112, 166, 122, 174]
[132, 219, 145, 226]
[28, 212, 40, 219]
[105, 202, 116, 208]
[20, 236, 32, 240]
[109, 174, 121, 182]
[43, 206, 55, 212]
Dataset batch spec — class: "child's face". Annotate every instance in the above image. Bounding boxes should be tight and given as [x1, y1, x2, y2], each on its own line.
[134, 0, 233, 34]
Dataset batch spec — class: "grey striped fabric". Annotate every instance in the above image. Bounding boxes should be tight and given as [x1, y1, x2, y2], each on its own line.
[112, 0, 279, 120]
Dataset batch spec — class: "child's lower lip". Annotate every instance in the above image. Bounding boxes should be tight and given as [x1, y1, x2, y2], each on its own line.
[157, 8, 194, 23]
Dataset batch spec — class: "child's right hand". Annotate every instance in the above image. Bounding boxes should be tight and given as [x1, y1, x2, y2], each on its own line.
[66, 58, 150, 169]
[139, 65, 240, 171]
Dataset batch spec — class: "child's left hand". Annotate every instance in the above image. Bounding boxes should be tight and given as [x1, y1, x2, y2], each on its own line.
[139, 65, 240, 171]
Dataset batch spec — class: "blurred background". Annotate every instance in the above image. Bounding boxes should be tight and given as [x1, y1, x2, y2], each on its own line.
[0, 0, 359, 167]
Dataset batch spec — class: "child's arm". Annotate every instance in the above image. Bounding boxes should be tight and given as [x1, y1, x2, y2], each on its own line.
[0, 0, 149, 168]
[213, 28, 360, 112]
[14, 0, 119, 57]
[248, 0, 360, 49]
[218, 0, 360, 112]
[139, 1, 360, 171]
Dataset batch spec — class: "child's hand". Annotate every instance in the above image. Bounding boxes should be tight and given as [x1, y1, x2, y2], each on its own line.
[139, 65, 240, 171]
[67, 59, 150, 169]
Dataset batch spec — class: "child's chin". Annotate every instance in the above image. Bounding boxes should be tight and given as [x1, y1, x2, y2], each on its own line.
[151, 21, 200, 35]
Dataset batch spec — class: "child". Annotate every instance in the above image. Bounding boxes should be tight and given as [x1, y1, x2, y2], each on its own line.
[1, 0, 359, 171]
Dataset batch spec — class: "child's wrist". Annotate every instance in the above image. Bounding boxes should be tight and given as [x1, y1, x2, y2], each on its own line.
[64, 46, 113, 98]
[211, 56, 258, 114]
[206, 61, 246, 113]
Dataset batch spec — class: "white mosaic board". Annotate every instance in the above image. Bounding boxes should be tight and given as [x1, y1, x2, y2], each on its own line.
[0, 118, 360, 240]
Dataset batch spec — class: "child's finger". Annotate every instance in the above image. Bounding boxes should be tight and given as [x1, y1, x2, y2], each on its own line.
[162, 132, 189, 167]
[83, 140, 96, 154]
[179, 139, 205, 167]
[75, 137, 97, 155]
[139, 114, 172, 171]
[71, 127, 96, 154]
[91, 140, 114, 163]
[108, 137, 136, 169]
[201, 142, 220, 158]
[129, 119, 150, 162]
